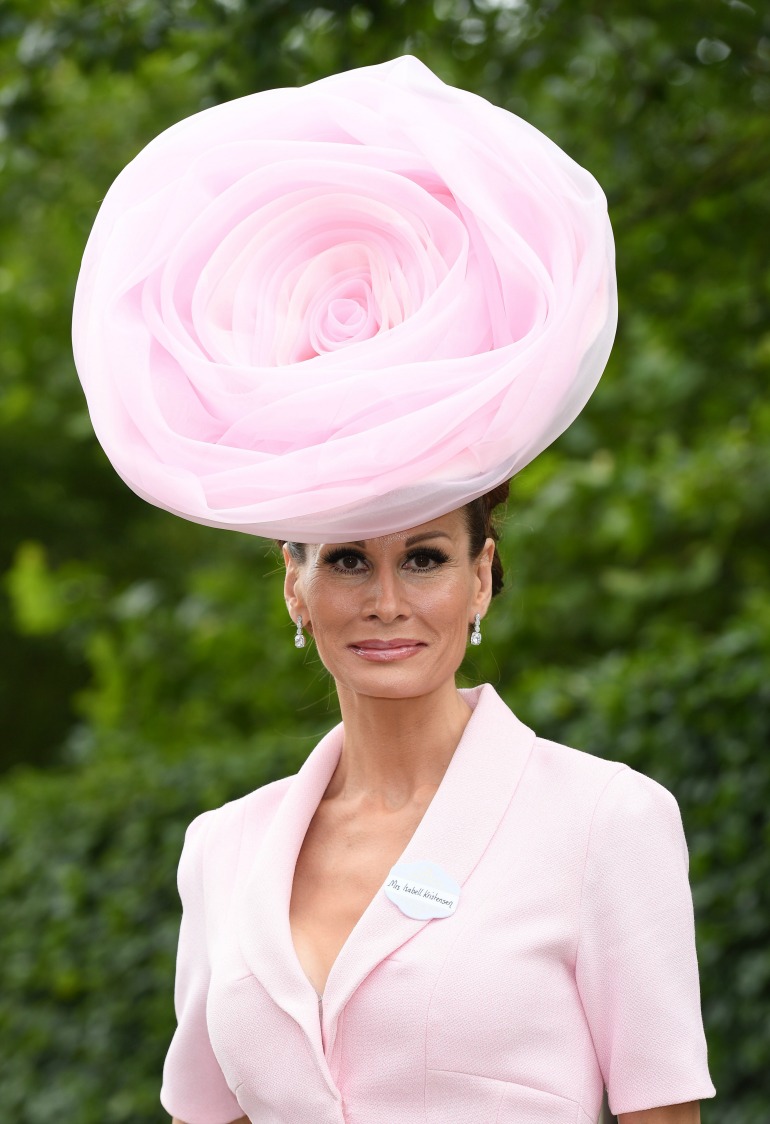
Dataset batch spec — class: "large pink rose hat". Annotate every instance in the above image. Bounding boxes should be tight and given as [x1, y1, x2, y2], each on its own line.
[72, 55, 616, 543]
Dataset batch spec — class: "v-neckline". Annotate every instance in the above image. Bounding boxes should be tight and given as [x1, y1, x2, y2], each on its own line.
[237, 683, 537, 1049]
[291, 834, 422, 1004]
[289, 787, 443, 1003]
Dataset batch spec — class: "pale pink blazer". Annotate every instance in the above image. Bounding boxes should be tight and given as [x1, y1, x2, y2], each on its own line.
[160, 683, 716, 1123]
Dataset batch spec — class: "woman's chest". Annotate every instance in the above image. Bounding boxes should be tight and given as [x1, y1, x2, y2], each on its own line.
[288, 801, 430, 996]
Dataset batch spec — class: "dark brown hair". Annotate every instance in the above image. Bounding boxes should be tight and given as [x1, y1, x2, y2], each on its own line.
[280, 480, 510, 597]
[462, 479, 510, 598]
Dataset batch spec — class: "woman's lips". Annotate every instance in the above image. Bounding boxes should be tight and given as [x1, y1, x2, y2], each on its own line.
[348, 639, 427, 662]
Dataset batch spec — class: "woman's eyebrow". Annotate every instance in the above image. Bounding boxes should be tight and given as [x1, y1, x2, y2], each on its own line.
[403, 531, 452, 547]
[339, 531, 452, 549]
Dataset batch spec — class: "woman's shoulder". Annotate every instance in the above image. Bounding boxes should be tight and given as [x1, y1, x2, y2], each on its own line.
[182, 772, 296, 853]
[475, 684, 682, 823]
[530, 730, 682, 826]
[532, 730, 632, 785]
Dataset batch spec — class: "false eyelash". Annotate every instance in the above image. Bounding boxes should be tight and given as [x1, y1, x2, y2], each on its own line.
[407, 547, 450, 565]
[320, 547, 367, 566]
[320, 546, 451, 569]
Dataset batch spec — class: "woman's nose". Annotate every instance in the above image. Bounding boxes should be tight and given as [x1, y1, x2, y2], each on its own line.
[364, 567, 409, 621]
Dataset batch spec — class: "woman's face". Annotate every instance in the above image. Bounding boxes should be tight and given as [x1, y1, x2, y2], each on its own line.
[283, 509, 495, 701]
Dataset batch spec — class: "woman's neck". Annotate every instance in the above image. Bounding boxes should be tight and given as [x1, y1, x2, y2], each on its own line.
[325, 678, 473, 812]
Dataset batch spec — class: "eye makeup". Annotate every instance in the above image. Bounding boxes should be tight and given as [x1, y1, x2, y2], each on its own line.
[404, 547, 450, 568]
[319, 546, 451, 572]
[320, 547, 367, 570]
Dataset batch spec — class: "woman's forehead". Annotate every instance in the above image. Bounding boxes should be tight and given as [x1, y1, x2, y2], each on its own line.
[320, 511, 467, 550]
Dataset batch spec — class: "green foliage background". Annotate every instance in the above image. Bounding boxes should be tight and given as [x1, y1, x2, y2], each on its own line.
[1, 1, 768, 1120]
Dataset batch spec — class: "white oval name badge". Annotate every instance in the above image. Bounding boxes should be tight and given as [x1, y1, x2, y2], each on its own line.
[383, 860, 460, 920]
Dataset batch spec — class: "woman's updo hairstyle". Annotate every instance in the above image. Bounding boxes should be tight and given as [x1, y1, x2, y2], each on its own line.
[463, 480, 510, 598]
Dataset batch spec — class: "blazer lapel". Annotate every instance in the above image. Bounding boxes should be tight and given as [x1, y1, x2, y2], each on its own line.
[321, 683, 535, 1035]
[237, 721, 345, 1056]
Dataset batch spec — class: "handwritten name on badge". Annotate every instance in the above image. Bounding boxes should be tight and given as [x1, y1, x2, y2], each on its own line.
[383, 860, 461, 920]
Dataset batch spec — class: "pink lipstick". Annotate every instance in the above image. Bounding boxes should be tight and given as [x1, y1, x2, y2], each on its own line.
[348, 639, 426, 662]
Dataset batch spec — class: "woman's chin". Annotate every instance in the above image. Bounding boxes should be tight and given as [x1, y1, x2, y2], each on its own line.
[330, 656, 462, 702]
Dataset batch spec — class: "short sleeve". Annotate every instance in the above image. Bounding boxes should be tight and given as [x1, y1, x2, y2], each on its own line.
[160, 812, 244, 1124]
[575, 767, 716, 1116]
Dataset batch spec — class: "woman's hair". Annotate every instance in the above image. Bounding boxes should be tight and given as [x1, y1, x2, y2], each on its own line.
[462, 479, 510, 598]
[280, 480, 510, 598]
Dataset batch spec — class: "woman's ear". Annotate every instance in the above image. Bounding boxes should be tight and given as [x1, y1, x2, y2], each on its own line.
[472, 536, 495, 618]
[283, 544, 303, 623]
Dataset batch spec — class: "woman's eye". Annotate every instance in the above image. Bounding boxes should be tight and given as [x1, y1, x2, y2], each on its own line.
[338, 554, 364, 571]
[322, 549, 368, 572]
[404, 549, 448, 571]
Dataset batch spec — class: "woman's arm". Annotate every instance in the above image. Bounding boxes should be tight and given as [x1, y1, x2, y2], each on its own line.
[619, 1103, 700, 1124]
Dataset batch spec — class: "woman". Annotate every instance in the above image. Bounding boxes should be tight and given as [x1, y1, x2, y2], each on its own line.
[72, 57, 715, 1123]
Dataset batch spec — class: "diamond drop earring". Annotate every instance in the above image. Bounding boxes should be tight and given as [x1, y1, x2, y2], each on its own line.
[470, 613, 482, 646]
[294, 615, 306, 649]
